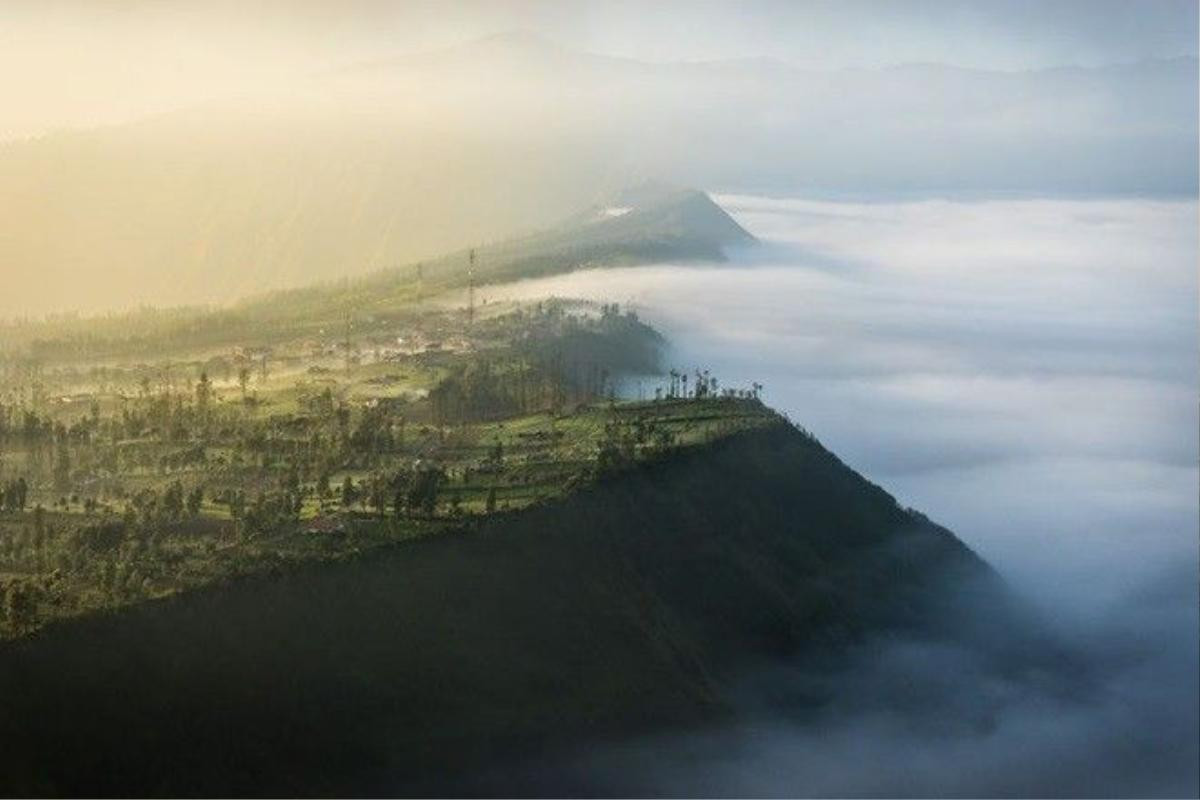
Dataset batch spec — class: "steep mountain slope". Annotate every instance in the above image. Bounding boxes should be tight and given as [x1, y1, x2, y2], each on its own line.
[0, 420, 1032, 796]
[411, 185, 755, 286]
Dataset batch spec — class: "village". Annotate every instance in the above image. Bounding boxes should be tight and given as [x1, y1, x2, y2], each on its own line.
[0, 294, 774, 639]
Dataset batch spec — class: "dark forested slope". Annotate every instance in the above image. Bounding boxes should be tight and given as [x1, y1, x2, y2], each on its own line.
[0, 420, 1019, 796]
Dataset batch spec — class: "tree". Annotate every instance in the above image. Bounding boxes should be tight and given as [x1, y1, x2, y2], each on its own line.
[282, 466, 300, 496]
[33, 504, 45, 542]
[3, 582, 36, 635]
[185, 486, 203, 517]
[229, 490, 246, 522]
[341, 475, 357, 509]
[485, 486, 497, 514]
[163, 480, 184, 520]
[195, 370, 212, 419]
[407, 467, 444, 516]
[53, 440, 71, 493]
[369, 476, 387, 519]
[391, 469, 412, 517]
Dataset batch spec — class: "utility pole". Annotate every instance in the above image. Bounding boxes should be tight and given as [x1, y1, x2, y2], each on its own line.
[467, 248, 476, 327]
[343, 313, 352, 377]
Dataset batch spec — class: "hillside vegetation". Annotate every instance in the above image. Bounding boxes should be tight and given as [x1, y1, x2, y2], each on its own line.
[0, 422, 1001, 796]
[1, 290, 777, 640]
[0, 183, 764, 642]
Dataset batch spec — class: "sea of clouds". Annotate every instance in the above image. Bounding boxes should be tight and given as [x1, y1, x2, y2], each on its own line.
[479, 194, 1199, 796]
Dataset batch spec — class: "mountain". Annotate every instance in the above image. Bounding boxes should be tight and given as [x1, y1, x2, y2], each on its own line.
[1, 34, 1194, 318]
[0, 420, 1048, 796]
[0, 186, 752, 362]
[412, 184, 756, 287]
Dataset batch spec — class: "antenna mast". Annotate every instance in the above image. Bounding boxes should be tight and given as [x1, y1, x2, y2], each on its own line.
[467, 248, 476, 326]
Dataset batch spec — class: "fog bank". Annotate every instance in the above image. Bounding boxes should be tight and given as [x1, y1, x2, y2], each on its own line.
[484, 195, 1198, 605]
[480, 194, 1199, 795]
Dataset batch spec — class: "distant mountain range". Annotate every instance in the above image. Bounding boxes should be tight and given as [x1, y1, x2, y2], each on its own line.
[1, 32, 1194, 317]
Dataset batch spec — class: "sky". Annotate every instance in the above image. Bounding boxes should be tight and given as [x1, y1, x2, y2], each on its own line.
[1, 0, 1197, 140]
[1, 0, 1195, 320]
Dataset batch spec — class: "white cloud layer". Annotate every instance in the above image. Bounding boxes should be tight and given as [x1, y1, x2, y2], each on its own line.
[480, 194, 1199, 794]
[484, 194, 1198, 596]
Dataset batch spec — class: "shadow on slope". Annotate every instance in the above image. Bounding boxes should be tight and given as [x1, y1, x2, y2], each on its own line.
[0, 422, 1053, 796]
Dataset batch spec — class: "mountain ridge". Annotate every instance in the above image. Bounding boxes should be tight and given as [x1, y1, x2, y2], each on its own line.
[0, 419, 1037, 796]
[335, 30, 1198, 82]
[2, 33, 1193, 317]
[0, 186, 750, 356]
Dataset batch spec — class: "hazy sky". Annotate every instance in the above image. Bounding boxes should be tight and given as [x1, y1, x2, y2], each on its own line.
[2, 0, 1196, 139]
[0, 0, 1195, 318]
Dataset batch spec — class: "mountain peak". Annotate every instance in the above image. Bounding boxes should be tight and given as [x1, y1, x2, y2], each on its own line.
[473, 29, 564, 53]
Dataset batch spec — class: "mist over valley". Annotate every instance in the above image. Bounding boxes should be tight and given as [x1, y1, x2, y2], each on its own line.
[0, 3, 1196, 797]
[477, 192, 1199, 795]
